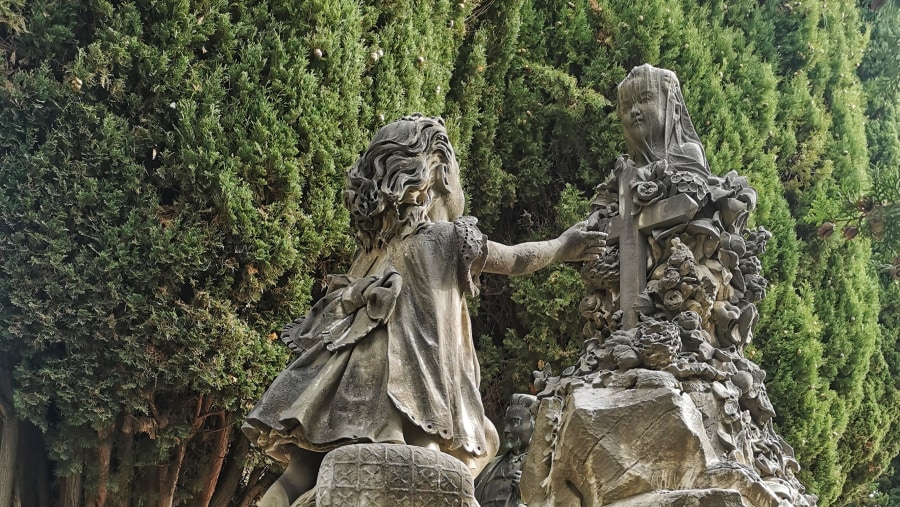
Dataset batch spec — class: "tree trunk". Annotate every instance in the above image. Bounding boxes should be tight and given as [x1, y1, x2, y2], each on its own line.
[235, 468, 274, 507]
[0, 406, 19, 507]
[159, 438, 189, 507]
[21, 422, 51, 507]
[192, 414, 232, 507]
[157, 462, 173, 507]
[209, 435, 250, 507]
[115, 416, 135, 507]
[93, 424, 116, 507]
[158, 396, 210, 507]
[0, 352, 19, 507]
[59, 471, 83, 507]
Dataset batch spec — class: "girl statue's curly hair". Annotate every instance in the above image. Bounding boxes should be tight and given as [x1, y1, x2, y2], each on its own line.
[344, 114, 456, 251]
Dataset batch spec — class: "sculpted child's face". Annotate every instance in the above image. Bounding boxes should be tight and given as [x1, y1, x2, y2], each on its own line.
[618, 76, 666, 163]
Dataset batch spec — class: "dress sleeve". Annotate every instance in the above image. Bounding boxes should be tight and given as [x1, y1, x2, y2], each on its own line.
[453, 216, 489, 296]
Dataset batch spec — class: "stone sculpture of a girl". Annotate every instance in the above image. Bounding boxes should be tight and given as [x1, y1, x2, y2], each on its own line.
[243, 114, 607, 506]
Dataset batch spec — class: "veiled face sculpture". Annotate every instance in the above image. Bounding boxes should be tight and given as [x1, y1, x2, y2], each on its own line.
[617, 64, 708, 173]
[618, 75, 666, 161]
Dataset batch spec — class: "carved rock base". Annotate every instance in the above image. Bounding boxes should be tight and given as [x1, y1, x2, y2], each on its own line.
[522, 379, 716, 506]
[603, 488, 745, 506]
[522, 373, 814, 507]
[314, 443, 477, 507]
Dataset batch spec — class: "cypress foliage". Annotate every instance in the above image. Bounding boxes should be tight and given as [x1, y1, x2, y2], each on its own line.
[843, 8, 900, 503]
[1, 0, 897, 504]
[0, 0, 469, 503]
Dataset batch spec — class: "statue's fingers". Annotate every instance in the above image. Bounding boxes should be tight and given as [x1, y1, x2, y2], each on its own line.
[582, 231, 607, 246]
[577, 231, 605, 241]
[585, 246, 606, 255]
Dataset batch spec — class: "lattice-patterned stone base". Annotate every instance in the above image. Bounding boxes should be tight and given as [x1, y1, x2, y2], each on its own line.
[316, 443, 477, 507]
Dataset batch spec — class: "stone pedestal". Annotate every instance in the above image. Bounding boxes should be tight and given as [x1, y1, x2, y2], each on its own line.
[521, 380, 718, 507]
[521, 372, 813, 507]
[603, 489, 746, 507]
[314, 443, 477, 507]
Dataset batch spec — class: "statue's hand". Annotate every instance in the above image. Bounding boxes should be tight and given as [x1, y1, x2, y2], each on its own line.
[512, 470, 522, 485]
[556, 220, 607, 263]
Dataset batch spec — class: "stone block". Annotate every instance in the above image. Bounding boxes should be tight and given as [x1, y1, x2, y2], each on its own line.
[521, 385, 718, 506]
[603, 488, 746, 507]
[315, 443, 476, 507]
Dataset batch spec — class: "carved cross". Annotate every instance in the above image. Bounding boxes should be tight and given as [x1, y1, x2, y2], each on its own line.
[607, 163, 699, 330]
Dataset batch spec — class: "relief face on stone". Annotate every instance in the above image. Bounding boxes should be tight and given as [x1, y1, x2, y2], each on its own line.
[474, 394, 538, 507]
[527, 65, 818, 507]
[241, 115, 606, 507]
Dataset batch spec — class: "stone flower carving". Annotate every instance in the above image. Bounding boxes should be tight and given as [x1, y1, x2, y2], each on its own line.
[632, 320, 681, 369]
[581, 247, 620, 290]
[745, 227, 772, 257]
[629, 159, 669, 209]
[589, 166, 620, 224]
[663, 290, 685, 311]
[743, 273, 768, 303]
[667, 170, 710, 206]
[632, 180, 665, 208]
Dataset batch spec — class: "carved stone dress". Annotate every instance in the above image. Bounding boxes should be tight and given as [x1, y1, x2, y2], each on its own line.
[242, 217, 493, 464]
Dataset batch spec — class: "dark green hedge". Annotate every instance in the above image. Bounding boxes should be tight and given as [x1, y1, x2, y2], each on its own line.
[0, 0, 897, 505]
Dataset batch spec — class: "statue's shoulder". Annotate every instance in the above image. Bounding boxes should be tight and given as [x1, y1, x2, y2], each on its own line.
[452, 215, 485, 249]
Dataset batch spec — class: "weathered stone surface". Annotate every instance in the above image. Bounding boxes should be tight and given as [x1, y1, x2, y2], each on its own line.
[524, 377, 814, 506]
[696, 462, 794, 507]
[521, 384, 717, 506]
[315, 443, 477, 507]
[603, 488, 746, 507]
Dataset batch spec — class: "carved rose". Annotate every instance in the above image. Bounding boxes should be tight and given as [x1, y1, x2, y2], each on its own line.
[663, 290, 685, 311]
[578, 295, 604, 321]
[633, 320, 681, 369]
[745, 227, 772, 257]
[723, 398, 742, 423]
[744, 273, 768, 302]
[675, 310, 701, 331]
[739, 256, 762, 275]
[632, 180, 665, 208]
[660, 267, 681, 289]
[581, 247, 620, 289]
[667, 170, 710, 204]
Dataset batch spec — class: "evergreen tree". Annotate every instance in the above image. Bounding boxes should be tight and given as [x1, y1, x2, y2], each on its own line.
[1, 0, 897, 504]
[0, 0, 470, 504]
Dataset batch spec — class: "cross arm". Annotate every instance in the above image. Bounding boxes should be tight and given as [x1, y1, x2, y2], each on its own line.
[606, 193, 700, 245]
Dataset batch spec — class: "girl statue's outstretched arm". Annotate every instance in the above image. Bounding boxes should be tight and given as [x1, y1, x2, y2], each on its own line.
[483, 221, 607, 277]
